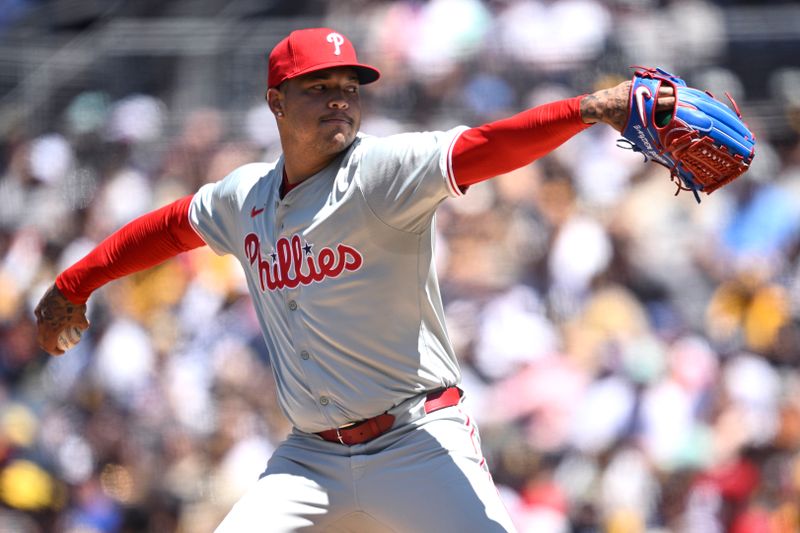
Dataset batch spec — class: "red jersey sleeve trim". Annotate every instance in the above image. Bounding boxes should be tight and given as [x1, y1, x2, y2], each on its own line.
[55, 194, 206, 304]
[450, 95, 593, 188]
[444, 128, 467, 197]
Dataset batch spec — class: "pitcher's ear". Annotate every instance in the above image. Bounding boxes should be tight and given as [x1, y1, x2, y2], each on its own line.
[266, 88, 284, 117]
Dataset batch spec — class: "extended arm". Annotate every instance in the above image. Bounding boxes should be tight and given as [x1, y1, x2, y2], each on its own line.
[450, 81, 674, 187]
[35, 194, 206, 354]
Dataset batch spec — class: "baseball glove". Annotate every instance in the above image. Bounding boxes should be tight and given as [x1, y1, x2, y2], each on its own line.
[620, 67, 756, 202]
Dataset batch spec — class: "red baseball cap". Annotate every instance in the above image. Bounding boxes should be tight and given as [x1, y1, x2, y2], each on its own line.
[268, 28, 381, 88]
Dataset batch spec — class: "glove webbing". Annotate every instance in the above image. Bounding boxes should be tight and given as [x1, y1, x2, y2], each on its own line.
[616, 137, 703, 202]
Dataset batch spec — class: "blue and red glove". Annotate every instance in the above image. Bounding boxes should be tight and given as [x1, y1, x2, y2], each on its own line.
[621, 67, 756, 201]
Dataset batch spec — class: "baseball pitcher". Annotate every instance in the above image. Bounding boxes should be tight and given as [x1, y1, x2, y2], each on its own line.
[35, 27, 751, 532]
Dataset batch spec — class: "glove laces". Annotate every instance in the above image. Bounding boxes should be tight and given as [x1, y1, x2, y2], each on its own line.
[617, 138, 702, 203]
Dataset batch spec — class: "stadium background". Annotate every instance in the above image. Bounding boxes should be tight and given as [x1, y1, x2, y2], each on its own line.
[1, 0, 800, 531]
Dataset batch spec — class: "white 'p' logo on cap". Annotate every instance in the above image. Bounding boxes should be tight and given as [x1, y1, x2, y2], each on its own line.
[326, 32, 344, 56]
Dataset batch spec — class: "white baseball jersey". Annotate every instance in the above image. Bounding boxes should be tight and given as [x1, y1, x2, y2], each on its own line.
[189, 127, 468, 433]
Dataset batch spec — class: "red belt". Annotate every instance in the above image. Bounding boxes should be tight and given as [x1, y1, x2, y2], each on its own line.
[317, 387, 462, 446]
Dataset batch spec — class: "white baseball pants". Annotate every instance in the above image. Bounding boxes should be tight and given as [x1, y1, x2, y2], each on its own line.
[214, 398, 517, 532]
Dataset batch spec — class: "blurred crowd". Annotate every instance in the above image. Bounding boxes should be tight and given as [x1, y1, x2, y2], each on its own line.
[1, 0, 800, 532]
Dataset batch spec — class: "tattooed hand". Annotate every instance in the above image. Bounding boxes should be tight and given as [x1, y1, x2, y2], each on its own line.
[34, 284, 90, 355]
[581, 81, 675, 132]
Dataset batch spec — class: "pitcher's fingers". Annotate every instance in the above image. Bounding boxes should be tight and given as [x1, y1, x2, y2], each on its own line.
[37, 329, 64, 356]
[656, 96, 676, 110]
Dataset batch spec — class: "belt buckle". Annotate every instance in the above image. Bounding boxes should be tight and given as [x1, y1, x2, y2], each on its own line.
[335, 421, 357, 445]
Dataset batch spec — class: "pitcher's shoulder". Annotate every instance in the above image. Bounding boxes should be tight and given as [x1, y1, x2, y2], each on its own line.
[225, 161, 279, 184]
[213, 161, 279, 193]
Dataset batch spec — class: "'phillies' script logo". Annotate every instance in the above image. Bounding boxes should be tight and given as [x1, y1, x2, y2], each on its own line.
[244, 233, 363, 292]
[326, 32, 344, 55]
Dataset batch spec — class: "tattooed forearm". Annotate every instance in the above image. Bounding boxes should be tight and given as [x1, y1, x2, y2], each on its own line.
[580, 81, 631, 132]
[580, 93, 602, 123]
[37, 288, 85, 330]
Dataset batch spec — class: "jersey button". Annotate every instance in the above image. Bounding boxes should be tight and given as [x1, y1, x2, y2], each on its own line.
[300, 350, 310, 360]
[319, 396, 329, 406]
[288, 300, 298, 311]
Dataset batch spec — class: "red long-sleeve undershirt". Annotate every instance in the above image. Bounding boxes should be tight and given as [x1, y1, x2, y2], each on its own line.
[56, 96, 591, 305]
[55, 195, 206, 304]
[451, 96, 590, 186]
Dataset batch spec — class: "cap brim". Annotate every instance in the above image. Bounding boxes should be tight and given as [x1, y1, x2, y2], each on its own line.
[273, 62, 381, 88]
[353, 64, 381, 85]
